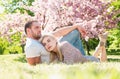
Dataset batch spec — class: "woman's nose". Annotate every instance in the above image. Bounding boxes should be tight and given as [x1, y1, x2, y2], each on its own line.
[46, 43, 49, 48]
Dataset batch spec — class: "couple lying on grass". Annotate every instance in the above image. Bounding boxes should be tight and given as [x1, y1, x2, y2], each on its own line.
[25, 21, 108, 65]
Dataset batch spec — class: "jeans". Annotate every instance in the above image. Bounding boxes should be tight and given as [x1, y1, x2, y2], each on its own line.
[59, 30, 86, 55]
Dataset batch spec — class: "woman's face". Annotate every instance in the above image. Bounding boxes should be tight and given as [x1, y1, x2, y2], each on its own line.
[42, 36, 57, 52]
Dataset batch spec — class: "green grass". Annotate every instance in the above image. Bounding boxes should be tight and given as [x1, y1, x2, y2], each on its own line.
[0, 54, 120, 79]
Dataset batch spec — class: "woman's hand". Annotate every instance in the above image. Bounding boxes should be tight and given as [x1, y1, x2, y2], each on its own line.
[78, 26, 86, 37]
[74, 24, 87, 38]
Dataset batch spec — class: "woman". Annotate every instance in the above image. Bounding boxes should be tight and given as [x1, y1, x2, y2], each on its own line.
[40, 32, 107, 64]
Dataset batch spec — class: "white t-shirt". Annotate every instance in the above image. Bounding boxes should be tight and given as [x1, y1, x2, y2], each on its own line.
[25, 38, 50, 63]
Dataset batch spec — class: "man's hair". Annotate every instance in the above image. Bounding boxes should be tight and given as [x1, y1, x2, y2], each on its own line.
[24, 20, 37, 34]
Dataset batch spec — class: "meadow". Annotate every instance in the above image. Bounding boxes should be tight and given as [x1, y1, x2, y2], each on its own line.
[0, 54, 120, 79]
[0, 0, 120, 79]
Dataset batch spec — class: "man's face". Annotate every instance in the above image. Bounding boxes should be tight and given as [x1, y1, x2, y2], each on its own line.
[29, 22, 42, 40]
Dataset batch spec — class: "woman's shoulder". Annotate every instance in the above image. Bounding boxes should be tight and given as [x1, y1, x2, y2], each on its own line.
[59, 41, 70, 46]
[59, 41, 74, 52]
[59, 41, 71, 48]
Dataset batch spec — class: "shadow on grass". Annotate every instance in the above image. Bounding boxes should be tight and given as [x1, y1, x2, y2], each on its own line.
[107, 48, 120, 55]
[13, 53, 120, 63]
[14, 54, 27, 63]
[108, 58, 120, 62]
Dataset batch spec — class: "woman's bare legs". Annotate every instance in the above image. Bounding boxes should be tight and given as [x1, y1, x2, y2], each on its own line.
[93, 32, 108, 62]
[100, 46, 107, 62]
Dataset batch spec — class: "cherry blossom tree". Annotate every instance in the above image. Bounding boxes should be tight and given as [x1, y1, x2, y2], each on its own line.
[0, 0, 119, 39]
[0, 0, 119, 54]
[26, 0, 120, 38]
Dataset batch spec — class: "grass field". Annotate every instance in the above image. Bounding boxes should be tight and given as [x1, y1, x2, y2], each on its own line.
[0, 54, 120, 79]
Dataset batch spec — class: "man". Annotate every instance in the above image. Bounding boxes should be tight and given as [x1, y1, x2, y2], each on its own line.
[24, 20, 86, 65]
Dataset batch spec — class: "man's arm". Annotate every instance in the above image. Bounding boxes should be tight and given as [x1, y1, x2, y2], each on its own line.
[51, 25, 86, 37]
[26, 56, 41, 66]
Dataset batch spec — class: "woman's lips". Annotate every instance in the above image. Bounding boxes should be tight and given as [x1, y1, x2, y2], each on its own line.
[48, 46, 51, 50]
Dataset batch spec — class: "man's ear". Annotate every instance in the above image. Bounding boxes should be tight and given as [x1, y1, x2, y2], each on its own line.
[26, 28, 30, 34]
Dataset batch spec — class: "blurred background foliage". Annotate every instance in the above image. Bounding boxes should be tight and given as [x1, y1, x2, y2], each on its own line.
[0, 0, 120, 55]
[0, 0, 34, 15]
[83, 0, 120, 55]
[0, 32, 22, 55]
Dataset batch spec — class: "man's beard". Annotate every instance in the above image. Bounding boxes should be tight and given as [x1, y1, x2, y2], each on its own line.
[31, 30, 41, 40]
[32, 33, 41, 40]
[33, 34, 41, 40]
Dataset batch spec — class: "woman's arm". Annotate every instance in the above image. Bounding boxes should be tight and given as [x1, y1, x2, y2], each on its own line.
[51, 25, 86, 38]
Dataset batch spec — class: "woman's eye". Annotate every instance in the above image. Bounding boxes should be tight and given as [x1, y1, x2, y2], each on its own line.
[43, 43, 46, 46]
[47, 39, 50, 42]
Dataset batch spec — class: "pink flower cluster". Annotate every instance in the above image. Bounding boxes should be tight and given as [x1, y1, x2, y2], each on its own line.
[0, 13, 33, 37]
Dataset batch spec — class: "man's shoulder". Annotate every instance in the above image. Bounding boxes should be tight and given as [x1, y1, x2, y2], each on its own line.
[25, 38, 44, 52]
[26, 38, 42, 46]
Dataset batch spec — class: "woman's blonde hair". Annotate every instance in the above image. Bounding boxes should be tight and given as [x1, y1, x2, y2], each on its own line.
[40, 34, 57, 43]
